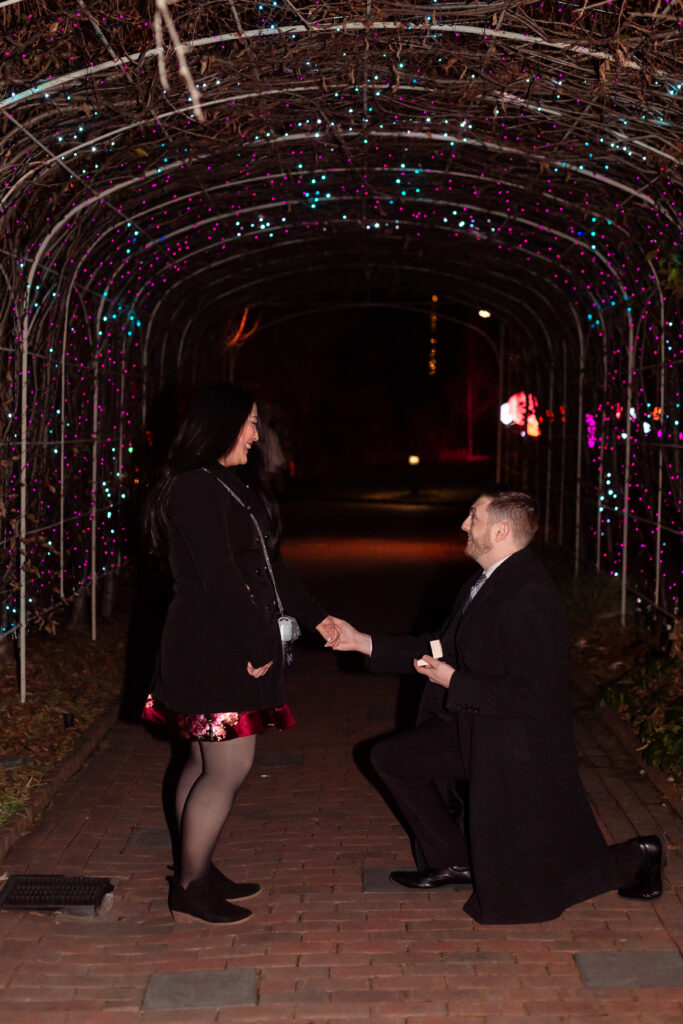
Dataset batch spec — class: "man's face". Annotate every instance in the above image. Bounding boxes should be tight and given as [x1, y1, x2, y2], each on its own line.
[461, 496, 495, 566]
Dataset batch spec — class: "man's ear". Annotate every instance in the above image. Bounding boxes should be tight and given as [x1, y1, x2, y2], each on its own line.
[495, 520, 511, 542]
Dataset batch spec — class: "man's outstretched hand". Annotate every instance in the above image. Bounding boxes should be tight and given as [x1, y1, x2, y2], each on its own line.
[323, 616, 372, 656]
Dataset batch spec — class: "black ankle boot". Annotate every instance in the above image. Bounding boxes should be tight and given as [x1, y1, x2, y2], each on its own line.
[208, 862, 261, 900]
[169, 876, 252, 924]
[169, 861, 261, 900]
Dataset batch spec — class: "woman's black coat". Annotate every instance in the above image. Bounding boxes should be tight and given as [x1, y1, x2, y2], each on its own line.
[152, 463, 327, 714]
[369, 547, 616, 924]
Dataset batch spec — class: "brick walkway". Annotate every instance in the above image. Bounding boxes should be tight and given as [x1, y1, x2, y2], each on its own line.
[0, 509, 681, 1023]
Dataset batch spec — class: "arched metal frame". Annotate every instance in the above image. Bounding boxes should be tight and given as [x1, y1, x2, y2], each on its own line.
[0, 2, 681, 697]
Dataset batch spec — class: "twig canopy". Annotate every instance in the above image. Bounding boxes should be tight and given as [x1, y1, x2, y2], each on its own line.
[0, 2, 681, 693]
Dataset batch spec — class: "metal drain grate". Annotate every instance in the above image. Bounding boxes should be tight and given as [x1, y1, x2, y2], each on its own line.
[0, 874, 114, 914]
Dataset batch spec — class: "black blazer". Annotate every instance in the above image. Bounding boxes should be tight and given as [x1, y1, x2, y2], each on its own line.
[368, 547, 615, 924]
[152, 464, 327, 713]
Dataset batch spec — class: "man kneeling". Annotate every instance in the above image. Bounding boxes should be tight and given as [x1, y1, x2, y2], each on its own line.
[328, 488, 665, 925]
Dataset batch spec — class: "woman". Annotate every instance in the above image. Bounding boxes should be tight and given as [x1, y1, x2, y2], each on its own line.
[143, 382, 338, 924]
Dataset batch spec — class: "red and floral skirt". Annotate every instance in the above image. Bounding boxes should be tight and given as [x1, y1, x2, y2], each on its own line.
[142, 694, 295, 742]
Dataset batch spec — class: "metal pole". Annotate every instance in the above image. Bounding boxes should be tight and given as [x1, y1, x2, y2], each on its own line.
[558, 340, 568, 548]
[649, 266, 666, 609]
[573, 317, 585, 576]
[59, 294, 69, 599]
[90, 359, 99, 641]
[176, 318, 194, 373]
[654, 364, 665, 610]
[467, 327, 474, 459]
[595, 328, 608, 572]
[496, 324, 504, 483]
[544, 362, 554, 542]
[620, 320, 636, 625]
[141, 318, 151, 427]
[117, 355, 127, 574]
[59, 279, 87, 599]
[19, 301, 29, 703]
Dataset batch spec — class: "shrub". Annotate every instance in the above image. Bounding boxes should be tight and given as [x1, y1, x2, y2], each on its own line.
[598, 653, 683, 782]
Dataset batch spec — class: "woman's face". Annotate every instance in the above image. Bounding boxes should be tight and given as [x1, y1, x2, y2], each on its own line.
[219, 404, 259, 467]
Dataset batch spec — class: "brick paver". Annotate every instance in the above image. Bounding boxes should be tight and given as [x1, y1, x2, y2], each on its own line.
[0, 511, 681, 1023]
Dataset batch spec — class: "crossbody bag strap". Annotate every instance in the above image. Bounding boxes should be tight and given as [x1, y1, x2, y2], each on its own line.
[202, 468, 284, 617]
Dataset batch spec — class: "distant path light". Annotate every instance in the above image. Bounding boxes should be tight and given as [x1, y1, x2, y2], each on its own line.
[478, 309, 492, 319]
[408, 455, 420, 466]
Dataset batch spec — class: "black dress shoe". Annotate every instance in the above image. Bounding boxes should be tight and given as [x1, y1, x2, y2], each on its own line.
[618, 835, 666, 900]
[390, 865, 472, 889]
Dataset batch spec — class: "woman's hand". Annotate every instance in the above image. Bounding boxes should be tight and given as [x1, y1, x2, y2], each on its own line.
[413, 655, 455, 689]
[316, 615, 341, 646]
[247, 660, 273, 678]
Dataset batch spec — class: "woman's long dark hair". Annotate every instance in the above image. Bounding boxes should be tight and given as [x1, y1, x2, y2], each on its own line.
[144, 381, 282, 553]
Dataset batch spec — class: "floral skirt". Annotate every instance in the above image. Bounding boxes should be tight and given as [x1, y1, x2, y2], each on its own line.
[142, 694, 296, 742]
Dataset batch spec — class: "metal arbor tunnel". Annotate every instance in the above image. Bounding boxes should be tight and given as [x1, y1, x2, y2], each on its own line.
[1, 2, 681, 693]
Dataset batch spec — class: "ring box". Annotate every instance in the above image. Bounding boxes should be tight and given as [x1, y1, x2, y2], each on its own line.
[416, 639, 443, 667]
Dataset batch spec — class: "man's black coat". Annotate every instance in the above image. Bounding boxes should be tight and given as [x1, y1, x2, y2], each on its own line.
[369, 546, 616, 924]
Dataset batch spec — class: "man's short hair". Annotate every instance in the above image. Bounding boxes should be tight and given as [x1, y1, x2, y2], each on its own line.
[480, 488, 540, 547]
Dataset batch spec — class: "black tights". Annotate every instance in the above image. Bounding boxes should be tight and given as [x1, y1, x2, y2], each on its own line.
[175, 735, 256, 888]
